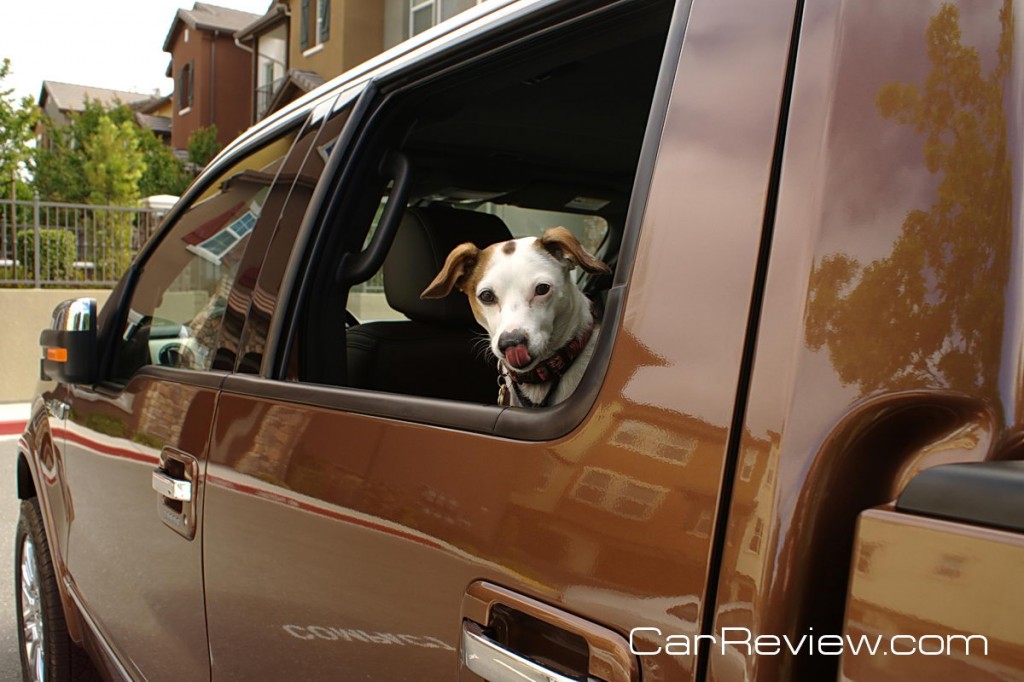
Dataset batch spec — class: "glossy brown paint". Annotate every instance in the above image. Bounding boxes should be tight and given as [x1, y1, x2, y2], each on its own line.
[710, 0, 1022, 680]
[840, 508, 1024, 680]
[61, 372, 218, 679]
[21, 385, 84, 643]
[199, 1, 798, 680]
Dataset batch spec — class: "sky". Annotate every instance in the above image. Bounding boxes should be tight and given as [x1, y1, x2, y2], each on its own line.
[1, 0, 271, 103]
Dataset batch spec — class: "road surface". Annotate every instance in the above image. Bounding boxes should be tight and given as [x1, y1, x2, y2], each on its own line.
[0, 436, 24, 678]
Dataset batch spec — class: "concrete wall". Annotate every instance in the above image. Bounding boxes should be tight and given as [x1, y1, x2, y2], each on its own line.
[0, 289, 111, 403]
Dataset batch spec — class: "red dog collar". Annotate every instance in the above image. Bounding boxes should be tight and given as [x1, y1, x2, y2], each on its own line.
[507, 323, 594, 385]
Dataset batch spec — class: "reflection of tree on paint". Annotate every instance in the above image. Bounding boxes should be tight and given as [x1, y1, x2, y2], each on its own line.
[806, 2, 1013, 397]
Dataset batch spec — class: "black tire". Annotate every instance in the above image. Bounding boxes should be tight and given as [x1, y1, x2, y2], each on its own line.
[15, 498, 96, 682]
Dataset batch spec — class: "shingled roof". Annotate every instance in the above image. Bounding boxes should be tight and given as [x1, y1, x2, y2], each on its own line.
[163, 2, 264, 51]
[39, 81, 157, 114]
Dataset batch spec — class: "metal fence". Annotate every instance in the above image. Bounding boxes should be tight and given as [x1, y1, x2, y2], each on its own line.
[0, 197, 166, 287]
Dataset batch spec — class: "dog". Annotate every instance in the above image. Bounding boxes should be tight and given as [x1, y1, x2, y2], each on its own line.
[421, 226, 611, 407]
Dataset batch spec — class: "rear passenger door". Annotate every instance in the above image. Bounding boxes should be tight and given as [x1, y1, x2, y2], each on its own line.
[202, 0, 798, 680]
[60, 116, 308, 679]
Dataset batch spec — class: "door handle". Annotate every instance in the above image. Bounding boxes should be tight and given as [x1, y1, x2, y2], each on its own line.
[152, 470, 192, 502]
[460, 582, 638, 682]
[153, 447, 200, 540]
[463, 620, 592, 682]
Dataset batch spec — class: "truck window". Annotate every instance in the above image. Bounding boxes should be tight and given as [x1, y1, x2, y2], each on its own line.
[286, 0, 675, 419]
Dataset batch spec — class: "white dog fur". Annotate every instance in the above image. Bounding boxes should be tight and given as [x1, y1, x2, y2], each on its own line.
[422, 227, 610, 407]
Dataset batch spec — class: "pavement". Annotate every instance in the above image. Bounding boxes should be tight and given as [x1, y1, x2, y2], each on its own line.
[0, 437, 27, 677]
[0, 406, 33, 680]
[0, 403, 29, 438]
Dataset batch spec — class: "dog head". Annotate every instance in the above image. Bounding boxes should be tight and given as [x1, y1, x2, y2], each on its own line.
[422, 226, 610, 373]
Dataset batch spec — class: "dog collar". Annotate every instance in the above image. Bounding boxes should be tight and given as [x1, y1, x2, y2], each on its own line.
[506, 323, 594, 385]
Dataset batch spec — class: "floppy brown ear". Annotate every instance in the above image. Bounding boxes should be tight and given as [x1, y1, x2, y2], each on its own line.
[421, 242, 480, 299]
[539, 226, 611, 275]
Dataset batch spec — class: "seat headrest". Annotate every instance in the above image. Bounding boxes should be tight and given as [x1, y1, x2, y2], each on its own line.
[383, 205, 513, 325]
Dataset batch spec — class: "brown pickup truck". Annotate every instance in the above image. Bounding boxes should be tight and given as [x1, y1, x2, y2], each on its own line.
[15, 0, 1024, 680]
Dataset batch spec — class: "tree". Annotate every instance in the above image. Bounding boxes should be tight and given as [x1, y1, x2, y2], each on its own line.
[188, 124, 222, 168]
[138, 131, 191, 197]
[35, 99, 190, 203]
[83, 113, 146, 206]
[81, 112, 147, 280]
[805, 2, 1012, 398]
[0, 58, 40, 201]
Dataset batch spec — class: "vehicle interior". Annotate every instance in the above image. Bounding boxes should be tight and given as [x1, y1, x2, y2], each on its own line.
[293, 0, 675, 405]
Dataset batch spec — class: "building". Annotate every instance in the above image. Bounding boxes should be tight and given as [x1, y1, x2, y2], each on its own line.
[37, 81, 170, 148]
[236, 0, 486, 123]
[163, 3, 262, 150]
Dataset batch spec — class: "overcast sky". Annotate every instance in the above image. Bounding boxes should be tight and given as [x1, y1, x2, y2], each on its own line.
[1, 0, 270, 103]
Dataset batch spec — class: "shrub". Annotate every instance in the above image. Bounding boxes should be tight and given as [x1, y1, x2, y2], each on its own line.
[15, 229, 76, 281]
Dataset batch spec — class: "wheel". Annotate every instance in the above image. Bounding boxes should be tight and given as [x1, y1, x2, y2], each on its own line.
[15, 498, 95, 682]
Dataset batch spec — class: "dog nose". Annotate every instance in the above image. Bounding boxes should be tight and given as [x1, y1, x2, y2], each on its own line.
[497, 330, 528, 352]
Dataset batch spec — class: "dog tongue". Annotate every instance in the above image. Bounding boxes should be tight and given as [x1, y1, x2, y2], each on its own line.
[505, 344, 532, 369]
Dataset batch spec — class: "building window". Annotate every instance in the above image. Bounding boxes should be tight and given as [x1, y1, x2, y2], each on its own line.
[301, 0, 331, 52]
[408, 0, 482, 38]
[177, 62, 194, 113]
[739, 447, 758, 482]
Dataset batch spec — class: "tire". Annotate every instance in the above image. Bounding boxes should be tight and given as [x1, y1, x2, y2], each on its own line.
[15, 498, 96, 682]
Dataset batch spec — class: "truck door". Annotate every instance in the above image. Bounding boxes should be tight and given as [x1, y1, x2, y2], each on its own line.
[60, 112, 311, 679]
[202, 0, 800, 679]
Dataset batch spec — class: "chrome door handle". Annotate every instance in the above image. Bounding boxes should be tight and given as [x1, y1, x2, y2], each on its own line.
[152, 470, 192, 502]
[462, 620, 600, 682]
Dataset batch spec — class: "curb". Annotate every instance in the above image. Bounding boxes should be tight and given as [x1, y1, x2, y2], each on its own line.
[0, 420, 26, 437]
[0, 403, 31, 438]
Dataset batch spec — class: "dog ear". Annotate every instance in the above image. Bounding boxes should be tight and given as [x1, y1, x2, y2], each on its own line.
[421, 242, 480, 299]
[539, 227, 612, 275]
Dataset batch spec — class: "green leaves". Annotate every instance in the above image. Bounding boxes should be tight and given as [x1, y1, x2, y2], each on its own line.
[0, 58, 40, 200]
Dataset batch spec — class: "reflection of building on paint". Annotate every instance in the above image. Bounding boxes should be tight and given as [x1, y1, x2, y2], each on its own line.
[570, 467, 669, 521]
[611, 418, 699, 465]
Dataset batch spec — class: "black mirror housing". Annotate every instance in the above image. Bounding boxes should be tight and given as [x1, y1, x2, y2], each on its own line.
[40, 298, 98, 384]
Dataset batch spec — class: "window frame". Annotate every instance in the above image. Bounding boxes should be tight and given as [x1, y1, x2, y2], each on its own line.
[408, 0, 486, 39]
[223, 0, 690, 441]
[177, 62, 194, 114]
[93, 109, 311, 389]
[301, 0, 331, 54]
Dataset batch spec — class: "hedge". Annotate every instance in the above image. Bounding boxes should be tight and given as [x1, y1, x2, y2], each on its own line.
[15, 229, 77, 281]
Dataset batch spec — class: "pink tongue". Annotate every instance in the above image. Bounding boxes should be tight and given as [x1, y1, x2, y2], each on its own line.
[504, 344, 532, 368]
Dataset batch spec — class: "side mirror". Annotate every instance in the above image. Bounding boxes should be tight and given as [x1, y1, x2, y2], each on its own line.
[39, 298, 98, 384]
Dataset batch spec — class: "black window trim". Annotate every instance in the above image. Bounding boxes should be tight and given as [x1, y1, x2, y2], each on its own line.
[238, 0, 692, 441]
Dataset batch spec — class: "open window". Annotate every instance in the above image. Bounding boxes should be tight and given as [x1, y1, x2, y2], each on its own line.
[287, 0, 677, 423]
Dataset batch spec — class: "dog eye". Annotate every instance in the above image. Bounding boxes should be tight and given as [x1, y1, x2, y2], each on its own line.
[535, 283, 551, 296]
[478, 289, 497, 305]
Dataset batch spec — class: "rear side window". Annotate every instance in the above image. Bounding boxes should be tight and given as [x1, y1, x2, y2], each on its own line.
[111, 131, 299, 382]
[284, 0, 675, 427]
